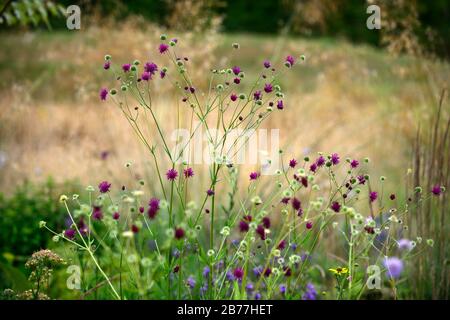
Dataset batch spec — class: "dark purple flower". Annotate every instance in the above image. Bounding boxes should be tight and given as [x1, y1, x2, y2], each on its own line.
[249, 172, 260, 180]
[232, 66, 241, 75]
[159, 43, 169, 54]
[263, 60, 271, 68]
[144, 62, 158, 75]
[103, 61, 111, 70]
[301, 176, 308, 188]
[331, 153, 340, 165]
[206, 189, 215, 196]
[302, 283, 317, 300]
[310, 163, 317, 173]
[233, 267, 244, 280]
[276, 100, 284, 110]
[358, 175, 366, 185]
[281, 197, 290, 204]
[92, 206, 103, 220]
[230, 93, 238, 101]
[306, 221, 313, 229]
[234, 77, 241, 84]
[279, 285, 286, 295]
[184, 167, 194, 178]
[256, 225, 266, 240]
[239, 220, 249, 232]
[141, 71, 151, 81]
[255, 293, 262, 300]
[253, 90, 262, 101]
[139, 206, 144, 214]
[113, 212, 120, 220]
[350, 159, 359, 168]
[64, 228, 76, 239]
[277, 240, 286, 250]
[291, 197, 301, 211]
[99, 88, 108, 101]
[264, 83, 273, 93]
[331, 201, 341, 213]
[289, 158, 297, 168]
[98, 181, 111, 193]
[369, 191, 378, 203]
[316, 156, 325, 167]
[286, 55, 295, 67]
[262, 217, 271, 229]
[431, 184, 442, 196]
[175, 227, 185, 240]
[264, 268, 272, 277]
[131, 224, 139, 233]
[160, 70, 166, 78]
[122, 63, 131, 72]
[166, 168, 178, 181]
[202, 266, 210, 277]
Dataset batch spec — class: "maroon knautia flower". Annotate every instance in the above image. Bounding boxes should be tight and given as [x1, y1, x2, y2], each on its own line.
[316, 156, 325, 167]
[239, 220, 249, 232]
[232, 66, 241, 75]
[206, 189, 215, 196]
[284, 266, 292, 277]
[160, 70, 166, 79]
[92, 206, 103, 220]
[189, 86, 196, 93]
[292, 197, 301, 211]
[141, 71, 151, 81]
[166, 168, 178, 181]
[98, 181, 111, 193]
[122, 63, 131, 72]
[390, 193, 396, 200]
[281, 197, 290, 204]
[139, 206, 145, 214]
[275, 100, 283, 110]
[233, 267, 244, 280]
[230, 93, 238, 101]
[263, 60, 271, 68]
[331, 153, 340, 165]
[131, 224, 139, 233]
[350, 159, 359, 168]
[278, 240, 286, 250]
[289, 159, 297, 168]
[262, 217, 271, 229]
[301, 176, 308, 188]
[174, 227, 185, 240]
[184, 167, 194, 178]
[249, 172, 260, 180]
[99, 88, 108, 101]
[432, 184, 443, 196]
[234, 77, 241, 84]
[285, 55, 295, 67]
[264, 83, 273, 93]
[148, 197, 160, 219]
[159, 43, 169, 54]
[253, 90, 262, 101]
[64, 228, 76, 239]
[256, 225, 266, 240]
[263, 268, 272, 277]
[113, 212, 120, 220]
[369, 191, 378, 202]
[103, 61, 110, 70]
[144, 62, 158, 75]
[310, 163, 317, 173]
[331, 201, 341, 213]
[357, 175, 366, 185]
[306, 221, 313, 229]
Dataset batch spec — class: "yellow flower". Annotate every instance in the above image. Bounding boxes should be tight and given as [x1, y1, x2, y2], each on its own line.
[329, 267, 349, 275]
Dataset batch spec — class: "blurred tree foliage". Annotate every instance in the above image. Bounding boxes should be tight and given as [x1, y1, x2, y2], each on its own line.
[0, 0, 65, 28]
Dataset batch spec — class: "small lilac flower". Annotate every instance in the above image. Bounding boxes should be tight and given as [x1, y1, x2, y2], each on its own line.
[331, 201, 341, 213]
[99, 88, 108, 101]
[350, 159, 359, 168]
[202, 266, 210, 277]
[302, 283, 317, 300]
[166, 168, 178, 181]
[230, 93, 238, 101]
[255, 293, 262, 300]
[263, 60, 271, 68]
[279, 284, 286, 295]
[253, 90, 262, 101]
[98, 181, 111, 193]
[144, 62, 158, 75]
[249, 172, 260, 180]
[159, 43, 169, 54]
[122, 63, 131, 72]
[369, 191, 378, 202]
[276, 100, 284, 110]
[264, 83, 273, 93]
[103, 61, 110, 70]
[226, 271, 235, 281]
[286, 55, 295, 67]
[289, 159, 297, 168]
[206, 189, 214, 196]
[141, 71, 151, 81]
[253, 266, 263, 277]
[64, 228, 75, 239]
[290, 243, 298, 251]
[383, 257, 404, 279]
[331, 153, 340, 165]
[232, 66, 241, 75]
[186, 276, 196, 289]
[233, 267, 244, 280]
[431, 184, 442, 196]
[397, 239, 413, 251]
[184, 167, 194, 178]
[246, 283, 254, 292]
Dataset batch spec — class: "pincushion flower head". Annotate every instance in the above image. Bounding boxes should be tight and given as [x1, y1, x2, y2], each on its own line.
[383, 257, 404, 279]
[103, 61, 110, 70]
[232, 66, 241, 75]
[431, 184, 443, 196]
[148, 197, 160, 219]
[230, 93, 238, 101]
[64, 228, 75, 240]
[92, 206, 103, 220]
[144, 62, 158, 75]
[316, 155, 325, 167]
[184, 167, 194, 178]
[285, 55, 295, 67]
[174, 227, 185, 240]
[98, 181, 111, 193]
[263, 60, 271, 68]
[253, 90, 262, 101]
[398, 239, 413, 251]
[350, 159, 359, 168]
[331, 153, 340, 165]
[331, 201, 341, 212]
[166, 168, 178, 181]
[141, 71, 151, 81]
[264, 83, 273, 93]
[159, 43, 169, 54]
[122, 63, 131, 72]
[233, 267, 244, 280]
[249, 172, 260, 180]
[289, 159, 297, 168]
[277, 100, 284, 110]
[369, 191, 378, 202]
[99, 88, 108, 101]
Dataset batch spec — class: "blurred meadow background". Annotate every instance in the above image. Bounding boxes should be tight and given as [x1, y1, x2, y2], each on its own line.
[0, 0, 449, 299]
